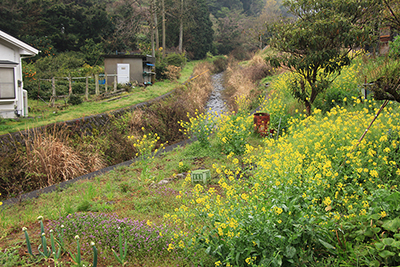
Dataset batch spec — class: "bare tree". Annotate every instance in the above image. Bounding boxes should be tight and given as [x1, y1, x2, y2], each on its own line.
[150, 0, 156, 57]
[162, 0, 166, 57]
[178, 0, 184, 53]
[383, 0, 400, 31]
[108, 0, 148, 51]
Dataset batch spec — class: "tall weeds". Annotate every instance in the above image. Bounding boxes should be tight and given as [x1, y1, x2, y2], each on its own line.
[224, 54, 272, 111]
[20, 127, 86, 188]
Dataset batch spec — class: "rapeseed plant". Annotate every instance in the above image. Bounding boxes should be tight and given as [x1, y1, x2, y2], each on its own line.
[168, 97, 400, 266]
[128, 130, 165, 161]
[179, 110, 217, 147]
[215, 111, 253, 155]
[128, 129, 166, 181]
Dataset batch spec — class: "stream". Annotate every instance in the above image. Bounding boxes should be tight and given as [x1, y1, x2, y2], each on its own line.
[205, 72, 227, 116]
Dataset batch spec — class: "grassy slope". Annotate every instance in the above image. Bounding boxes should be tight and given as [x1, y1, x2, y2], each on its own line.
[0, 61, 199, 135]
[0, 140, 231, 266]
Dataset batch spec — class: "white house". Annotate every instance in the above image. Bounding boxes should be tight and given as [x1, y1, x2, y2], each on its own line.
[0, 30, 39, 118]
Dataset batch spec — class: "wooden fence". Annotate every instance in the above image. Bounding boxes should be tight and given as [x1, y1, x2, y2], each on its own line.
[38, 74, 118, 106]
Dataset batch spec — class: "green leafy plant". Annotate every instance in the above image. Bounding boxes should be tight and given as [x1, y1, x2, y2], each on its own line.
[177, 161, 190, 173]
[389, 35, 400, 59]
[22, 216, 98, 267]
[69, 235, 83, 267]
[112, 228, 128, 266]
[22, 227, 33, 257]
[68, 94, 83, 106]
[38, 216, 51, 258]
[49, 230, 62, 263]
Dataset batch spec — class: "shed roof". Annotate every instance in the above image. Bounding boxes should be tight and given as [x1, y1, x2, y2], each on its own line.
[102, 54, 148, 59]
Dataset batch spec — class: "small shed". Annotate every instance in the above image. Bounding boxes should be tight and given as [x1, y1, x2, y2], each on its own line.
[103, 54, 155, 86]
[0, 30, 39, 118]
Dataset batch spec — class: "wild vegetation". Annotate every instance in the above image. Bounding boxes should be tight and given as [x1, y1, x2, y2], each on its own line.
[1, 47, 400, 266]
[1, 0, 400, 266]
[0, 60, 216, 200]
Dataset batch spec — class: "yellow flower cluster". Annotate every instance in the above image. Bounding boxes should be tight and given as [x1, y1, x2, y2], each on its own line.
[169, 80, 400, 264]
[179, 109, 217, 146]
[127, 131, 165, 161]
[214, 111, 253, 155]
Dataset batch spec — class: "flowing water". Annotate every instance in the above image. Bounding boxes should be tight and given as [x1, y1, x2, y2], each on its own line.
[205, 72, 227, 116]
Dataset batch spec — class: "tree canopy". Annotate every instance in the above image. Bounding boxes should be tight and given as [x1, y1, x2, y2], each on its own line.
[268, 0, 380, 115]
[0, 0, 281, 61]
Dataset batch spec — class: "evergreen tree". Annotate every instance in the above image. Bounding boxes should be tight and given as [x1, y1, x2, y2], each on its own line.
[185, 0, 214, 59]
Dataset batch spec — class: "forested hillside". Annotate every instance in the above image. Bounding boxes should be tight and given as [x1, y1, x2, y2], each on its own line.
[0, 0, 284, 61]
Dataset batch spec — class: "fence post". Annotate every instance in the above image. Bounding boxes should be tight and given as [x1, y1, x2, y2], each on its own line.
[38, 80, 40, 105]
[95, 74, 99, 95]
[105, 73, 108, 93]
[68, 73, 72, 96]
[114, 75, 117, 92]
[85, 76, 89, 100]
[52, 77, 56, 107]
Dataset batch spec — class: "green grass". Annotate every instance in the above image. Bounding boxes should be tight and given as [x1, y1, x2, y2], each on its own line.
[0, 61, 200, 135]
[0, 140, 232, 266]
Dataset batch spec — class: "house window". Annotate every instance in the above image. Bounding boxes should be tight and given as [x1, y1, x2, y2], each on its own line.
[0, 68, 15, 99]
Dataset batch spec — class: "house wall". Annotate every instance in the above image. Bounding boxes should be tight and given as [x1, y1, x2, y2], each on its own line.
[0, 41, 21, 119]
[104, 58, 144, 85]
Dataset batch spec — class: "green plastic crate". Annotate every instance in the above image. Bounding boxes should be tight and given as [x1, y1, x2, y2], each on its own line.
[191, 169, 210, 184]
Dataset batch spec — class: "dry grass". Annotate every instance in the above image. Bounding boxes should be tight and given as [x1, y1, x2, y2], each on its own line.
[19, 127, 86, 188]
[126, 109, 145, 137]
[248, 55, 265, 66]
[80, 148, 107, 173]
[223, 54, 272, 111]
[163, 65, 182, 81]
[186, 62, 213, 111]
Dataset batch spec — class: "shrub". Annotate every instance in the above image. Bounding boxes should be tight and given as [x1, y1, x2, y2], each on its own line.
[389, 35, 400, 59]
[155, 60, 167, 80]
[212, 57, 228, 73]
[229, 47, 251, 61]
[165, 52, 186, 67]
[68, 94, 83, 105]
[155, 53, 186, 81]
[72, 82, 85, 94]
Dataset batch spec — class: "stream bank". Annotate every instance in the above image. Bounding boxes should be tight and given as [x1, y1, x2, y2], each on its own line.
[2, 69, 228, 206]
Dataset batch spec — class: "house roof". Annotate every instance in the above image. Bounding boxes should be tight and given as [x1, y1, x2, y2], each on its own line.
[0, 30, 39, 56]
[0, 60, 18, 64]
